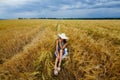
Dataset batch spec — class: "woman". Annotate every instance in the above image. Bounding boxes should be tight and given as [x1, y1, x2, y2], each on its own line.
[54, 33, 68, 75]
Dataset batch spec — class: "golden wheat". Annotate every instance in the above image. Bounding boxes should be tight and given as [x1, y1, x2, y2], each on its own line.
[0, 20, 120, 80]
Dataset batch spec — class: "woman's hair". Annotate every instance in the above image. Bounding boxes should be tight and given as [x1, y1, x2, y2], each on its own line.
[57, 37, 67, 43]
[63, 39, 67, 43]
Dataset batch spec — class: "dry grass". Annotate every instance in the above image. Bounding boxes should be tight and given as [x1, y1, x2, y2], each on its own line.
[0, 20, 120, 80]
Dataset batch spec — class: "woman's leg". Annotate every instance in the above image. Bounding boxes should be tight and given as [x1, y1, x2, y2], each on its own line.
[58, 49, 63, 68]
[54, 53, 60, 69]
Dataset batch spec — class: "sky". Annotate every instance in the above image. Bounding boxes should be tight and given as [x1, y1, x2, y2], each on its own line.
[0, 0, 120, 19]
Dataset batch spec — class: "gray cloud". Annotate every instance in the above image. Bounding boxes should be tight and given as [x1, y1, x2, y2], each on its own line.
[0, 0, 120, 18]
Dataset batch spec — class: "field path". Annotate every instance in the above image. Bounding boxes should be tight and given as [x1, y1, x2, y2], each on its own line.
[3, 26, 47, 63]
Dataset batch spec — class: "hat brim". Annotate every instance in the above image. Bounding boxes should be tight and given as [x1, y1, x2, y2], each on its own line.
[58, 35, 68, 39]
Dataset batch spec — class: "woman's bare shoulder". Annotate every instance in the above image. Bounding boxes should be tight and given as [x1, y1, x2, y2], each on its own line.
[56, 39, 59, 43]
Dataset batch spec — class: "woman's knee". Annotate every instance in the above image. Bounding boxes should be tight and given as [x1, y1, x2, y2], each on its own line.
[60, 49, 63, 53]
[56, 55, 60, 60]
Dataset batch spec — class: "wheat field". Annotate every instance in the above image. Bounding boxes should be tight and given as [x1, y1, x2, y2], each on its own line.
[0, 19, 120, 80]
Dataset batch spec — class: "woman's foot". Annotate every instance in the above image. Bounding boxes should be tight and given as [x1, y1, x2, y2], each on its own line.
[54, 69, 58, 76]
[57, 67, 61, 72]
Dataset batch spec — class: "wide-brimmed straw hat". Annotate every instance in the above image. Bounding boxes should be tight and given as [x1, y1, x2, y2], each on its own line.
[58, 33, 68, 40]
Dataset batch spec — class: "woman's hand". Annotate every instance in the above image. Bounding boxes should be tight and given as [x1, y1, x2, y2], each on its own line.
[56, 50, 59, 54]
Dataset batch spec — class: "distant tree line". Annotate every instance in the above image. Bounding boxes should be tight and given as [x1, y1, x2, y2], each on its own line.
[18, 18, 120, 20]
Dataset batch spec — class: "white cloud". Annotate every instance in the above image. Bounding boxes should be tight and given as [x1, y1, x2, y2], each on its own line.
[60, 2, 88, 10]
[0, 0, 41, 18]
[60, 5, 71, 10]
[92, 1, 120, 8]
[0, 8, 5, 16]
[0, 0, 40, 7]
[12, 11, 40, 18]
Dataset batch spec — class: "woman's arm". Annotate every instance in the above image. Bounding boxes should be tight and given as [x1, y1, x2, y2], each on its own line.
[59, 39, 67, 50]
[62, 43, 67, 49]
[56, 40, 59, 53]
[59, 40, 63, 49]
